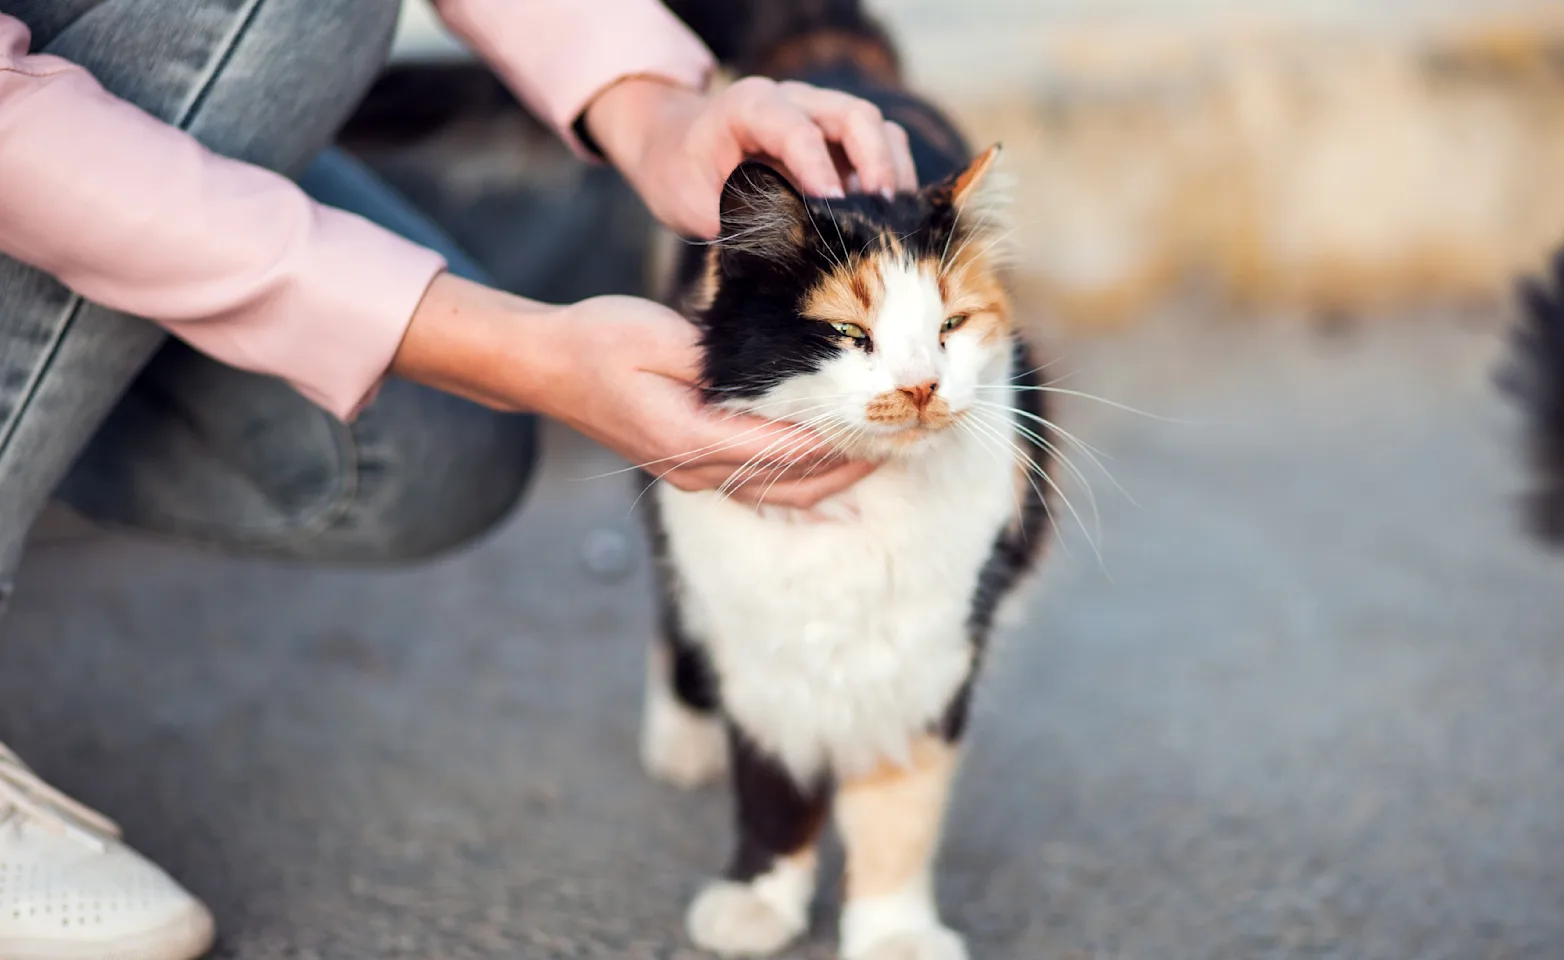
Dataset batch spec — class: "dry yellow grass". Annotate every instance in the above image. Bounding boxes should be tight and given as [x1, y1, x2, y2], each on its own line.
[908, 14, 1564, 329]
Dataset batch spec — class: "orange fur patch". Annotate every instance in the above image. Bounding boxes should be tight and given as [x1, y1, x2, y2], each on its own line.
[937, 247, 1013, 347]
[802, 254, 886, 331]
[864, 387, 954, 428]
[683, 252, 723, 316]
[835, 737, 960, 900]
[952, 144, 1001, 210]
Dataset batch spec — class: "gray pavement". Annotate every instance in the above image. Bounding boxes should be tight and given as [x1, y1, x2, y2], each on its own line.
[4, 300, 1563, 959]
[4, 152, 1564, 958]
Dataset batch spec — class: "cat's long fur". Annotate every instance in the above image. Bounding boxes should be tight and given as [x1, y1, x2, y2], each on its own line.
[638, 5, 1055, 958]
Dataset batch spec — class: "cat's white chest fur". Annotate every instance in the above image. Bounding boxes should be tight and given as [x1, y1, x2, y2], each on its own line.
[655, 421, 1016, 782]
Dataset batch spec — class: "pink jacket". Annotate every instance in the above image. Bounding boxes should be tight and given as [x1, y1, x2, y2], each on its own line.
[0, 1, 714, 420]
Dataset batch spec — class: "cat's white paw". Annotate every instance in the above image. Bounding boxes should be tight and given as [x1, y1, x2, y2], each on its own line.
[686, 880, 807, 957]
[849, 926, 969, 960]
[640, 657, 728, 789]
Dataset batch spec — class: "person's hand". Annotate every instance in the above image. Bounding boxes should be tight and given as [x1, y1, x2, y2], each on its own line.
[392, 274, 877, 509]
[582, 75, 918, 239]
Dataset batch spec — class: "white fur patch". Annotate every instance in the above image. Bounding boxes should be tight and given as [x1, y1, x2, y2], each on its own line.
[686, 855, 816, 957]
[655, 390, 1019, 783]
[639, 647, 728, 789]
[874, 259, 945, 391]
[841, 873, 966, 960]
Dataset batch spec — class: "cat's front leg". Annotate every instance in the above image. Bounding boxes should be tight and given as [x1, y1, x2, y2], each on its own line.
[836, 736, 967, 960]
[686, 728, 827, 958]
[641, 635, 728, 789]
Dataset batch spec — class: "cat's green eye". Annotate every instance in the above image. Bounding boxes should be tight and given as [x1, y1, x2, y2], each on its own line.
[832, 322, 869, 340]
[942, 314, 970, 334]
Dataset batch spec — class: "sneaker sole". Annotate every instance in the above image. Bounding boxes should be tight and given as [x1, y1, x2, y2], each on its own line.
[0, 902, 215, 960]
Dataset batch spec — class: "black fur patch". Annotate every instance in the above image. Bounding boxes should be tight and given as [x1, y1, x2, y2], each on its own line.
[692, 161, 982, 401]
[638, 470, 721, 714]
[726, 725, 831, 882]
[1499, 247, 1564, 546]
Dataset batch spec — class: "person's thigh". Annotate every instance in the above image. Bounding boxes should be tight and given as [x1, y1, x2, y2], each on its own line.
[57, 146, 540, 564]
[0, 0, 401, 607]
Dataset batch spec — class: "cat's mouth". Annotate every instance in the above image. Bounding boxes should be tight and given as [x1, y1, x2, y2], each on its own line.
[860, 405, 963, 443]
[862, 388, 957, 434]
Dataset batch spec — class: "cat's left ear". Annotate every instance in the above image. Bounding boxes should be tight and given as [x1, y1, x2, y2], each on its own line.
[717, 161, 809, 267]
[930, 143, 1006, 214]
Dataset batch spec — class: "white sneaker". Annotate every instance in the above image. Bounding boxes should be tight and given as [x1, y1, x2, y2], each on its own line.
[0, 743, 215, 960]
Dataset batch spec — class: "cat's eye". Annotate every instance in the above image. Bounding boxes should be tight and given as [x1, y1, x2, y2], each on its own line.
[832, 322, 869, 340]
[942, 314, 970, 334]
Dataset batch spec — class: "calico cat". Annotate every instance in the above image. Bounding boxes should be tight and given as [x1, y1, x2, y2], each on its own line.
[638, 4, 1055, 958]
[1501, 248, 1564, 545]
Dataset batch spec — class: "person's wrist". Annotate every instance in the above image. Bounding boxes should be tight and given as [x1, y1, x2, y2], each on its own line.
[391, 272, 567, 414]
[582, 75, 702, 179]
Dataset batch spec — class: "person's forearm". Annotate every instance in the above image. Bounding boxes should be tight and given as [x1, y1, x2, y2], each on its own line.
[0, 14, 445, 421]
[390, 272, 571, 414]
[431, 0, 714, 158]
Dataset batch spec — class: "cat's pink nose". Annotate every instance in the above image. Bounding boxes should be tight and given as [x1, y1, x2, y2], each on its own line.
[899, 381, 938, 410]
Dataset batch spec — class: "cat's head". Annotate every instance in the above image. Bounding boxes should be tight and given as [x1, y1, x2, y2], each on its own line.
[687, 145, 1015, 460]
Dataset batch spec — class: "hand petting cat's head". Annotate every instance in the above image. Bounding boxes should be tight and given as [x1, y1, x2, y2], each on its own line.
[687, 145, 1015, 460]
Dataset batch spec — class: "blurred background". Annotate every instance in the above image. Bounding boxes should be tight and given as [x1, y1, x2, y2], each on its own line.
[388, 0, 1564, 327]
[3, 2, 1564, 958]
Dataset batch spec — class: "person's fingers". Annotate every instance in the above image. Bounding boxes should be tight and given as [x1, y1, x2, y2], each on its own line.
[653, 407, 838, 477]
[659, 449, 836, 497]
[656, 461, 737, 492]
[723, 80, 844, 197]
[780, 83, 898, 196]
[726, 459, 879, 508]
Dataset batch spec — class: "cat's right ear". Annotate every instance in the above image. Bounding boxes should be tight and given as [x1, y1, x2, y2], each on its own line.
[717, 162, 808, 265]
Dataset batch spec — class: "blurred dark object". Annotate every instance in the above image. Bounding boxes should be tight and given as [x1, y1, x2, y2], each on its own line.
[662, 0, 900, 80]
[337, 1, 903, 152]
[337, 62, 529, 152]
[1499, 247, 1564, 546]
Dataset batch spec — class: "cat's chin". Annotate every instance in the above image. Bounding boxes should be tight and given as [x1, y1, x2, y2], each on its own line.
[843, 420, 961, 460]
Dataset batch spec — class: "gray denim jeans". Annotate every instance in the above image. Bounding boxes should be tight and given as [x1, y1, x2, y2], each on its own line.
[0, 0, 539, 612]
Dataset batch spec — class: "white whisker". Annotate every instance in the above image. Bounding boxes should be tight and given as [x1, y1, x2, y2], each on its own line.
[1003, 416, 1103, 543]
[964, 405, 1105, 572]
[716, 411, 843, 501]
[802, 200, 844, 271]
[1001, 386, 1198, 425]
[969, 398, 1136, 507]
[575, 400, 846, 482]
[954, 417, 1035, 544]
[961, 410, 1075, 561]
[822, 198, 850, 271]
[749, 419, 856, 508]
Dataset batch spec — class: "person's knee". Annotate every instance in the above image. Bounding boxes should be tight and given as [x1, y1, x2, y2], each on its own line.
[342, 401, 542, 564]
[186, 0, 402, 174]
[21, 0, 400, 175]
[389, 412, 541, 562]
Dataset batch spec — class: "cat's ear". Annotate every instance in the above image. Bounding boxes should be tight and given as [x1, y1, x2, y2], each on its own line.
[930, 142, 1007, 215]
[718, 161, 808, 264]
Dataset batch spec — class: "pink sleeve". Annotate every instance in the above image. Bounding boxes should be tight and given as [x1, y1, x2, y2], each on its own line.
[435, 0, 716, 158]
[0, 14, 447, 421]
